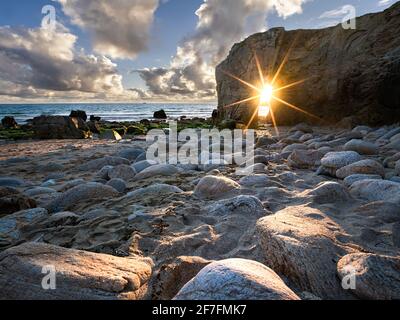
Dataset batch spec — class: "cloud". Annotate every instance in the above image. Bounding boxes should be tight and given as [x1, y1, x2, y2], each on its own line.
[319, 5, 354, 19]
[57, 0, 159, 59]
[0, 23, 125, 100]
[136, 0, 308, 100]
[378, 0, 393, 6]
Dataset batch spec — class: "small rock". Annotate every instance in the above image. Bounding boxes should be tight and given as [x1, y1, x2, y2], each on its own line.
[282, 143, 307, 154]
[154, 256, 212, 300]
[306, 182, 350, 204]
[288, 149, 323, 169]
[134, 164, 179, 181]
[174, 259, 300, 300]
[336, 160, 385, 179]
[344, 139, 378, 155]
[194, 176, 240, 200]
[337, 253, 400, 300]
[99, 130, 122, 141]
[107, 179, 127, 193]
[204, 195, 265, 217]
[350, 179, 400, 203]
[343, 174, 382, 187]
[321, 151, 363, 170]
[79, 156, 130, 171]
[0, 187, 37, 216]
[108, 165, 136, 181]
[0, 208, 48, 242]
[46, 183, 119, 213]
[154, 109, 167, 119]
[239, 174, 270, 187]
[24, 187, 56, 197]
[132, 160, 158, 173]
[118, 148, 145, 161]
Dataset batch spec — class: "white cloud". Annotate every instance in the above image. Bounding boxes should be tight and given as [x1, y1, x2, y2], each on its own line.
[136, 0, 308, 100]
[0, 24, 125, 100]
[57, 0, 159, 59]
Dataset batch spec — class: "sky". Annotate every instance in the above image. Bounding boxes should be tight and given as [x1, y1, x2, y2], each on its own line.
[0, 0, 396, 103]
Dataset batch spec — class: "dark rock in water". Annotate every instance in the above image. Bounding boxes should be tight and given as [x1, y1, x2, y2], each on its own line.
[69, 110, 87, 122]
[216, 3, 400, 126]
[0, 187, 36, 216]
[32, 116, 91, 139]
[90, 115, 101, 122]
[153, 109, 167, 119]
[87, 121, 101, 134]
[1, 116, 18, 129]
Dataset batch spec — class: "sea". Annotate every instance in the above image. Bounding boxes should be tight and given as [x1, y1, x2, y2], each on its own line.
[0, 103, 216, 124]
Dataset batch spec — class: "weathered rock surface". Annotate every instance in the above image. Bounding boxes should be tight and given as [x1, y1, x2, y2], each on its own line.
[0, 242, 152, 300]
[153, 256, 212, 300]
[194, 176, 240, 200]
[344, 140, 379, 155]
[336, 160, 385, 179]
[216, 3, 400, 126]
[0, 187, 36, 216]
[108, 165, 136, 182]
[321, 152, 363, 170]
[46, 183, 120, 213]
[133, 164, 179, 181]
[344, 174, 382, 187]
[350, 179, 400, 203]
[256, 205, 355, 299]
[288, 150, 323, 169]
[337, 253, 400, 300]
[32, 116, 91, 139]
[174, 259, 300, 300]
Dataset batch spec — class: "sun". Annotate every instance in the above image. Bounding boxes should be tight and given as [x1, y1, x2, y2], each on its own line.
[260, 84, 273, 105]
[221, 39, 319, 133]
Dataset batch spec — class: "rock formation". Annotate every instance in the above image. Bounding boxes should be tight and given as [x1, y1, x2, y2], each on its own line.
[216, 2, 400, 126]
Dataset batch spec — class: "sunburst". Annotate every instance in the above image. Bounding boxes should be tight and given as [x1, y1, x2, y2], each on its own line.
[221, 38, 319, 135]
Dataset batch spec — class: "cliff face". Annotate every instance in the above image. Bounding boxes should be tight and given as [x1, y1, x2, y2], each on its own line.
[216, 2, 400, 126]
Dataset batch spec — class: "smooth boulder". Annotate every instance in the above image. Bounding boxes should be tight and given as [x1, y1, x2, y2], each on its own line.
[337, 253, 400, 300]
[174, 259, 300, 300]
[194, 176, 240, 200]
[0, 242, 152, 300]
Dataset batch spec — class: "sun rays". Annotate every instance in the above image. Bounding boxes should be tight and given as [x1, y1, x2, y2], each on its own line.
[221, 38, 319, 134]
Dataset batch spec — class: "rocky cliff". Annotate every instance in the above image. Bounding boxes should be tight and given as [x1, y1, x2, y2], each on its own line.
[216, 2, 400, 127]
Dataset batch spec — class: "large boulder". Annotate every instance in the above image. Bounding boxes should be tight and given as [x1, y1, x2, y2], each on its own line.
[69, 110, 87, 122]
[1, 116, 18, 129]
[216, 3, 400, 126]
[0, 242, 152, 300]
[256, 205, 355, 299]
[153, 109, 167, 119]
[32, 116, 91, 139]
[174, 259, 300, 300]
[337, 253, 400, 300]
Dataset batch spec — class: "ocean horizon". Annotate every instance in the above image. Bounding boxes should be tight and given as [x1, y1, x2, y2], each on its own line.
[0, 103, 216, 124]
